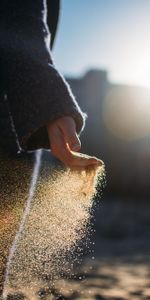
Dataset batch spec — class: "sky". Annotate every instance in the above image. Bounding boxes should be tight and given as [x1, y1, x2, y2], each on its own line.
[53, 0, 150, 87]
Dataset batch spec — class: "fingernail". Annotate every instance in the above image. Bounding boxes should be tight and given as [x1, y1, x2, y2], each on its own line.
[92, 161, 100, 165]
[72, 144, 80, 151]
[92, 160, 103, 166]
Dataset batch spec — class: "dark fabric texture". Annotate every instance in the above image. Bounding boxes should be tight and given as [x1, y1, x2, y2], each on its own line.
[0, 0, 86, 155]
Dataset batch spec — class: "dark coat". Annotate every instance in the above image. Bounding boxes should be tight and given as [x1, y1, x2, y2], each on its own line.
[0, 0, 85, 155]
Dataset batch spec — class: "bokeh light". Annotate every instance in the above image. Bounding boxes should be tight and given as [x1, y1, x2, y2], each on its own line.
[102, 86, 150, 140]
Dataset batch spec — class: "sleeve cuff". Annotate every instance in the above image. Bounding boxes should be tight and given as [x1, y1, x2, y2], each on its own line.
[16, 64, 87, 151]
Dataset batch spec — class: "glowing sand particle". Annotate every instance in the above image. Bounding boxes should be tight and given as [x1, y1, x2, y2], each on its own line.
[3, 157, 105, 299]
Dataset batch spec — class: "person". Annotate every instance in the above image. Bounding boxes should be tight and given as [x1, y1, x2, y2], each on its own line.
[0, 0, 101, 296]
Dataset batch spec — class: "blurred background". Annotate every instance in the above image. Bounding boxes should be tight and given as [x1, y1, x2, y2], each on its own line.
[52, 1, 150, 299]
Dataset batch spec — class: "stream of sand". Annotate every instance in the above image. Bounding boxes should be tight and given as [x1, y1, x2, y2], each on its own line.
[3, 152, 105, 300]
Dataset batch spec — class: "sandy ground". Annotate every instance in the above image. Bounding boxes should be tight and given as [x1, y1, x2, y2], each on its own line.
[49, 256, 150, 300]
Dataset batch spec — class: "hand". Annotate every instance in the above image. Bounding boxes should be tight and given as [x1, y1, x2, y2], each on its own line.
[47, 116, 102, 169]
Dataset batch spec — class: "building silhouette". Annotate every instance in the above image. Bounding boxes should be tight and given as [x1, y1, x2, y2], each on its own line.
[67, 69, 150, 198]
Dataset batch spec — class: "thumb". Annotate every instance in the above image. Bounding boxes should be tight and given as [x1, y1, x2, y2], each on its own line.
[60, 117, 81, 151]
[67, 131, 81, 151]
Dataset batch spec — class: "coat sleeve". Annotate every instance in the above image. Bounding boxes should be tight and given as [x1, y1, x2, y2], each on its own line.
[2, 0, 86, 151]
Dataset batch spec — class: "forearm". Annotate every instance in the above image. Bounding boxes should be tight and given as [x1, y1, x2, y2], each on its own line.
[1, 0, 86, 151]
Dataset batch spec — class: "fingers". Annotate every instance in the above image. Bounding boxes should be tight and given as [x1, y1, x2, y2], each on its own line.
[58, 116, 81, 152]
[48, 125, 102, 169]
[69, 151, 103, 170]
[47, 125, 70, 163]
[47, 116, 103, 169]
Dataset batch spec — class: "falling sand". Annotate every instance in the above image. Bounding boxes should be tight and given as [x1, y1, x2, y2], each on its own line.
[2, 152, 105, 299]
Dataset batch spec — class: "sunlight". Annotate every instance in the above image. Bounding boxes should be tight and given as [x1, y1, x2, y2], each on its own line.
[102, 86, 150, 140]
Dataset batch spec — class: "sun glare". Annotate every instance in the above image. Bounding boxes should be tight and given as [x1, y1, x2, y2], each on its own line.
[102, 86, 150, 141]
